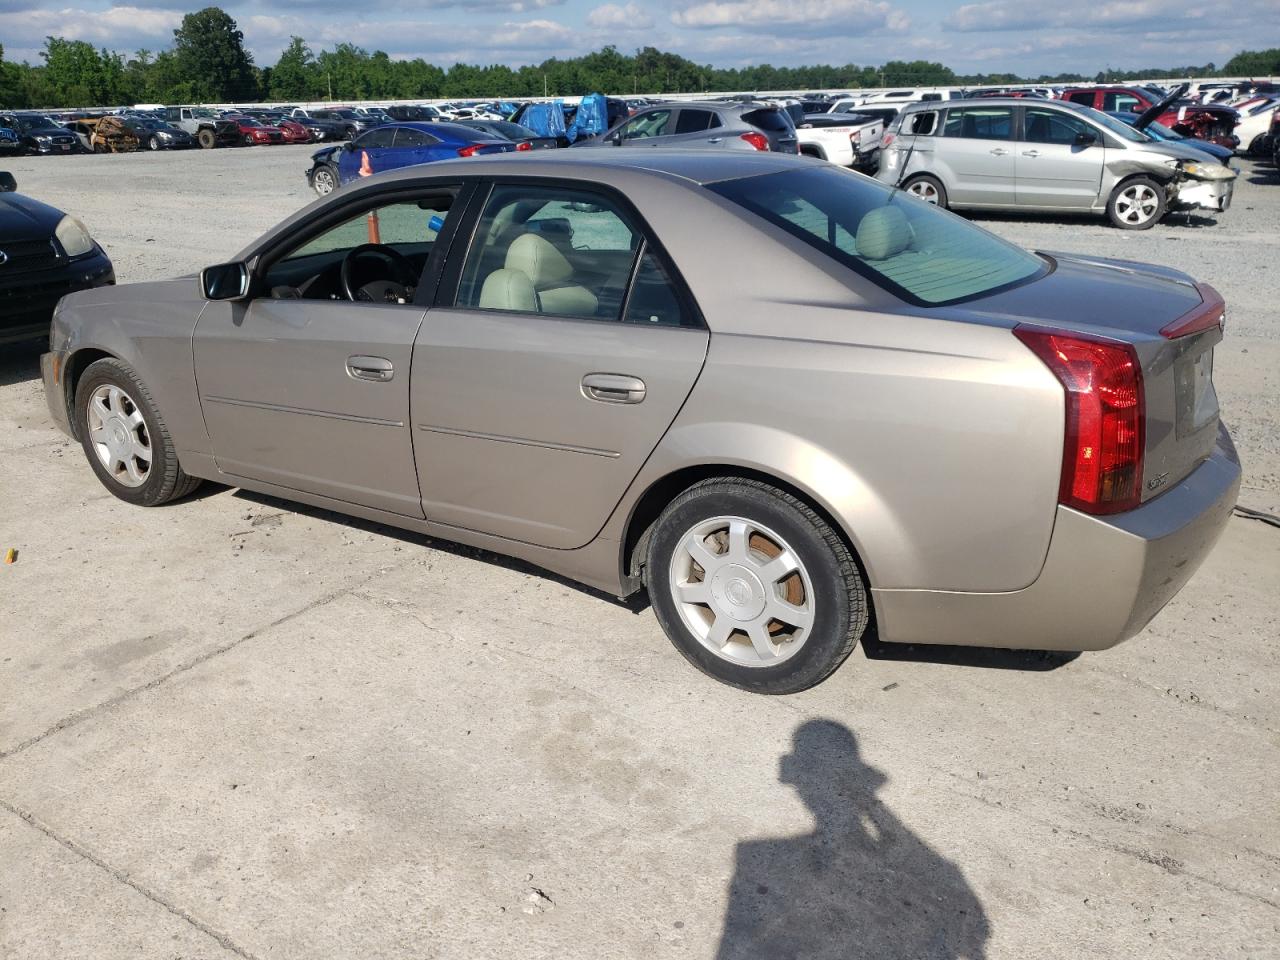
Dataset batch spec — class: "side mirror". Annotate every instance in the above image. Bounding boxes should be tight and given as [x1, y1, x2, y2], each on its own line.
[343, 140, 356, 151]
[608, 131, 622, 145]
[0, 172, 15, 192]
[1074, 131, 1098, 146]
[200, 261, 250, 301]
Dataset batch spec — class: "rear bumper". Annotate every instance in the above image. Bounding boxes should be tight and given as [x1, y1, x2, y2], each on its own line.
[873, 423, 1241, 651]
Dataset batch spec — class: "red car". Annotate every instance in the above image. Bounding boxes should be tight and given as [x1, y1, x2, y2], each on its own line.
[274, 117, 313, 144]
[1062, 86, 1240, 148]
[226, 116, 286, 146]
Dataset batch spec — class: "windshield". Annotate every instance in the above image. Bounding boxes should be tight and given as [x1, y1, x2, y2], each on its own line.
[334, 110, 359, 119]
[709, 166, 1047, 306]
[22, 116, 58, 129]
[239, 118, 260, 127]
[190, 108, 215, 119]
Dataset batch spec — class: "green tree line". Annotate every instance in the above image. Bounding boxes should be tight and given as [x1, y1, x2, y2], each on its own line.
[1, 6, 1277, 109]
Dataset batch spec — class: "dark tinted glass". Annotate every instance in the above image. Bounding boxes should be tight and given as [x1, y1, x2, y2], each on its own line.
[675, 109, 716, 134]
[1023, 108, 1091, 145]
[742, 108, 791, 132]
[394, 128, 435, 147]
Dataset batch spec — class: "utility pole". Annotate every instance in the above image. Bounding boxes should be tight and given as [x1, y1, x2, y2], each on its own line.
[327, 72, 332, 101]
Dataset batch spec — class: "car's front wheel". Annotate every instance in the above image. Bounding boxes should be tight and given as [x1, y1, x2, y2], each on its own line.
[75, 359, 202, 507]
[1107, 177, 1166, 230]
[646, 478, 868, 693]
[311, 165, 337, 196]
[148, 135, 161, 151]
[902, 174, 947, 207]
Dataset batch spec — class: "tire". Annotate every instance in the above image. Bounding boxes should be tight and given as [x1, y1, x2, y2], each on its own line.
[197, 128, 216, 149]
[645, 478, 868, 694]
[74, 359, 202, 507]
[1107, 176, 1166, 230]
[243, 133, 256, 146]
[311, 165, 337, 197]
[1246, 134, 1265, 158]
[902, 174, 947, 207]
[148, 135, 161, 151]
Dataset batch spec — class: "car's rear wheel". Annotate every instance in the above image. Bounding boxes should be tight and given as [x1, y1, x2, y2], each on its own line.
[197, 128, 216, 149]
[646, 478, 867, 694]
[311, 165, 337, 196]
[1107, 177, 1166, 230]
[902, 174, 947, 207]
[75, 359, 202, 507]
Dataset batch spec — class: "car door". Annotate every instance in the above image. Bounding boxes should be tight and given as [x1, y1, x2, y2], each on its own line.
[193, 186, 463, 517]
[410, 181, 709, 549]
[1015, 106, 1105, 208]
[935, 106, 1016, 207]
[340, 126, 397, 181]
[392, 125, 441, 166]
[663, 107, 725, 147]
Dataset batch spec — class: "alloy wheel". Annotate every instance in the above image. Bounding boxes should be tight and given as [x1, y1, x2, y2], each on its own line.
[86, 384, 152, 488]
[668, 516, 815, 667]
[907, 180, 940, 203]
[313, 168, 336, 195]
[1115, 183, 1160, 225]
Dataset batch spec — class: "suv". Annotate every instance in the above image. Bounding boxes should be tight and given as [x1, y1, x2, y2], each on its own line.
[4, 114, 80, 154]
[877, 98, 1236, 229]
[163, 106, 240, 148]
[577, 101, 798, 153]
[294, 108, 380, 140]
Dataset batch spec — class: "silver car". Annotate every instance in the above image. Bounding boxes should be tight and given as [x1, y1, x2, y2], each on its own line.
[42, 151, 1240, 693]
[577, 101, 799, 154]
[877, 98, 1236, 229]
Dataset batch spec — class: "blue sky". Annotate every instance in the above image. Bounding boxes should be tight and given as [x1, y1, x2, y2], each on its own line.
[1, 0, 1276, 78]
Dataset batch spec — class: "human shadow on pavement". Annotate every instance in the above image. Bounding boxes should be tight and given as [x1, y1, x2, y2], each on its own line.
[0, 340, 43, 388]
[716, 720, 989, 960]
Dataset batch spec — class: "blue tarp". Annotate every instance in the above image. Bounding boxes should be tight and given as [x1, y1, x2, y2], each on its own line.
[568, 93, 608, 141]
[521, 101, 568, 140]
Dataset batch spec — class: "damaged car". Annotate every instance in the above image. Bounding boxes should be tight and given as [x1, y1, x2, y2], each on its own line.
[795, 112, 884, 171]
[878, 98, 1236, 230]
[1063, 85, 1240, 150]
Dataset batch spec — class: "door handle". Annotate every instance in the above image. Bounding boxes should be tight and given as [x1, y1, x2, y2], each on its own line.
[989, 147, 1009, 156]
[1021, 149, 1040, 158]
[707, 137, 723, 143]
[347, 355, 394, 382]
[581, 373, 645, 404]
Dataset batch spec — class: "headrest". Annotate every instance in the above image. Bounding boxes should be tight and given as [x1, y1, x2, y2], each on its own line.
[856, 206, 913, 261]
[478, 268, 537, 312]
[506, 233, 574, 288]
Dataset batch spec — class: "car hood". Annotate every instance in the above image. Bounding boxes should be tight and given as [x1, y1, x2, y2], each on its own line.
[0, 191, 62, 239]
[24, 126, 69, 138]
[1135, 82, 1189, 129]
[950, 252, 1202, 340]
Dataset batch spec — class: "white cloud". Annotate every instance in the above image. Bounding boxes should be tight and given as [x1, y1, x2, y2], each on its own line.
[0, 4, 181, 51]
[672, 0, 909, 34]
[587, 2, 654, 31]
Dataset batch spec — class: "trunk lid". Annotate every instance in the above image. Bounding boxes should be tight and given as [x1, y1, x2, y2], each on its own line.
[961, 253, 1225, 503]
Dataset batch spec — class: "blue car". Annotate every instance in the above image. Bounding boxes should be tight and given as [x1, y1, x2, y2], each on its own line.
[1107, 111, 1235, 166]
[305, 122, 515, 196]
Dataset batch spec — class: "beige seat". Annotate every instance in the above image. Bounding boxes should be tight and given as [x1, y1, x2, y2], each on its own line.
[855, 205, 914, 261]
[478, 233, 598, 316]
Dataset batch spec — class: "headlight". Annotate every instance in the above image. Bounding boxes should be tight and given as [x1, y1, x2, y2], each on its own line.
[55, 215, 94, 258]
[158, 130, 174, 139]
[35, 134, 51, 142]
[1179, 160, 1235, 181]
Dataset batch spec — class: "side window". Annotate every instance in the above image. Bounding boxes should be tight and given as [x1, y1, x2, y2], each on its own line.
[906, 111, 937, 135]
[624, 248, 691, 327]
[1066, 91, 1095, 106]
[620, 110, 671, 140]
[394, 128, 436, 147]
[457, 185, 647, 320]
[1104, 92, 1142, 113]
[942, 108, 1012, 140]
[262, 194, 457, 301]
[356, 127, 396, 149]
[674, 109, 718, 134]
[1024, 108, 1092, 145]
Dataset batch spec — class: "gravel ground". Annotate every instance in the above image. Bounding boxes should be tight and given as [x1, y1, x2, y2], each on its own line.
[1, 145, 1278, 960]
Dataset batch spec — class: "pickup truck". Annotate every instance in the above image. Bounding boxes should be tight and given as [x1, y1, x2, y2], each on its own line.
[163, 106, 240, 149]
[795, 113, 884, 171]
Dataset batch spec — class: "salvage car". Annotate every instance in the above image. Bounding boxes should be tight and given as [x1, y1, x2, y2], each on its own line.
[40, 151, 1239, 693]
[795, 113, 884, 171]
[579, 101, 799, 153]
[1107, 112, 1234, 165]
[228, 117, 286, 146]
[879, 98, 1236, 229]
[0, 171, 114, 345]
[3, 113, 80, 155]
[123, 116, 194, 151]
[454, 119, 559, 150]
[305, 122, 515, 196]
[1063, 86, 1240, 149]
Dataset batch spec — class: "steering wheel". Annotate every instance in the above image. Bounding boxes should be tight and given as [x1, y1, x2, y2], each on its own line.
[339, 243, 418, 303]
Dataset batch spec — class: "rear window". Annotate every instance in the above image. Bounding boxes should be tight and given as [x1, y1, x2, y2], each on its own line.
[742, 108, 792, 133]
[708, 166, 1046, 306]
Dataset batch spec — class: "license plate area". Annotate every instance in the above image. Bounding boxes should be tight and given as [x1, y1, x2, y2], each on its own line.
[1174, 341, 1218, 440]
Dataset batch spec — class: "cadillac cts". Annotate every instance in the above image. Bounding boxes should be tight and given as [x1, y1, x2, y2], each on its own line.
[41, 152, 1240, 693]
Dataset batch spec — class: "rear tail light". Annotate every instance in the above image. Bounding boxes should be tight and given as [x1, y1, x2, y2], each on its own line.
[882, 131, 896, 148]
[457, 144, 482, 157]
[739, 131, 769, 151]
[1014, 326, 1145, 515]
[516, 140, 532, 151]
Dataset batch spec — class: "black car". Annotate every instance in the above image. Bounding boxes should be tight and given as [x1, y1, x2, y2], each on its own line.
[123, 116, 195, 151]
[454, 119, 559, 150]
[0, 172, 114, 345]
[3, 113, 81, 155]
[310, 109, 380, 140]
